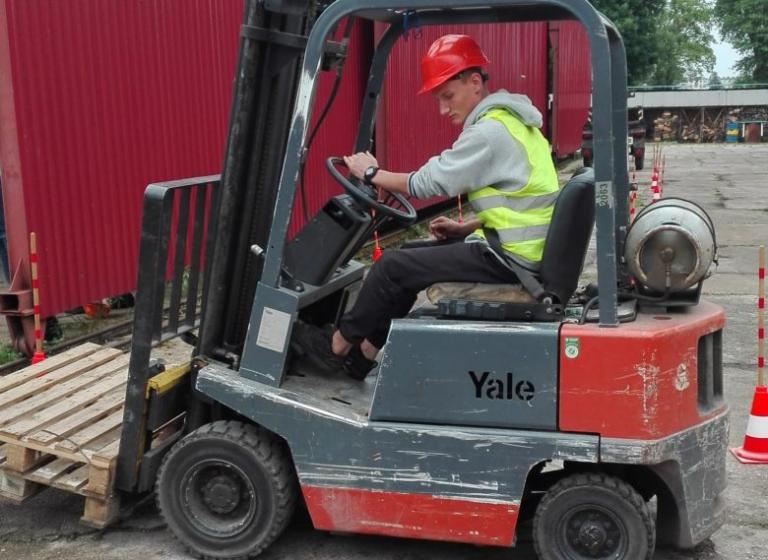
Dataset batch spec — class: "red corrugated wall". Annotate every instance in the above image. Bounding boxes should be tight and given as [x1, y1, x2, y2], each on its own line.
[0, 2, 367, 317]
[550, 21, 591, 157]
[376, 23, 549, 209]
[0, 0, 242, 317]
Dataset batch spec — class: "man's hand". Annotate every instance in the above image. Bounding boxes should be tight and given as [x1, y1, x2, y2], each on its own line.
[343, 151, 378, 181]
[429, 216, 466, 240]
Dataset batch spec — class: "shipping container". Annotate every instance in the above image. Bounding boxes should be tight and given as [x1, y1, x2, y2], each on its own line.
[550, 21, 592, 158]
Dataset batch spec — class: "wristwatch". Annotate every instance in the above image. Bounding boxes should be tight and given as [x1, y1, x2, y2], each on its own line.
[363, 165, 379, 185]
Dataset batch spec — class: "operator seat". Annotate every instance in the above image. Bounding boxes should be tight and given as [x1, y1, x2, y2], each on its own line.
[427, 168, 595, 321]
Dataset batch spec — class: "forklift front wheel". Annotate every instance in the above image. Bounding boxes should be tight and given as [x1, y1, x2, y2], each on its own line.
[156, 420, 297, 559]
[533, 472, 655, 560]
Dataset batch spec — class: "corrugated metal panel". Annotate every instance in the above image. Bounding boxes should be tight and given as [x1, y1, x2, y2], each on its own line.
[286, 20, 370, 239]
[551, 21, 591, 157]
[1, 0, 243, 316]
[376, 22, 548, 210]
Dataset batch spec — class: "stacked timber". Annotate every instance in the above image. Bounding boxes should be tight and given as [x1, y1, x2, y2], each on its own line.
[653, 112, 678, 140]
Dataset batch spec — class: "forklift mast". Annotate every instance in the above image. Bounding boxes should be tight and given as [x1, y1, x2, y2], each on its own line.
[196, 0, 322, 362]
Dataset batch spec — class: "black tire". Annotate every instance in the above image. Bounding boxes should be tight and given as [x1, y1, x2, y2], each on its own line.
[156, 420, 297, 560]
[533, 473, 654, 560]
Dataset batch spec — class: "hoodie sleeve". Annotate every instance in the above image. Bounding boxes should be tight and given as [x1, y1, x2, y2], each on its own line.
[407, 119, 530, 199]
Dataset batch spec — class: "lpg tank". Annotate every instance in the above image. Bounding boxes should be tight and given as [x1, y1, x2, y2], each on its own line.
[624, 198, 717, 294]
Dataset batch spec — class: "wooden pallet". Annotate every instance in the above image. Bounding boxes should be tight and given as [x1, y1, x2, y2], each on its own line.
[0, 343, 128, 528]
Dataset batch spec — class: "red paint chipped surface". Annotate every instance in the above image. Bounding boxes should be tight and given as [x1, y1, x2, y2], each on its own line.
[301, 485, 519, 546]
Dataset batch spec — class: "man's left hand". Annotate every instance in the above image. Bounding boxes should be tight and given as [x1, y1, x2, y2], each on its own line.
[343, 151, 378, 181]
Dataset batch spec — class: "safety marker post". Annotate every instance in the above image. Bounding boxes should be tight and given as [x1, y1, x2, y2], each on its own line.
[30, 232, 46, 365]
[457, 195, 463, 224]
[371, 195, 382, 262]
[731, 245, 768, 464]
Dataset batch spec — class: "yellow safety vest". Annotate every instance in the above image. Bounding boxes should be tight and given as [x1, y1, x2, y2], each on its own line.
[469, 108, 559, 267]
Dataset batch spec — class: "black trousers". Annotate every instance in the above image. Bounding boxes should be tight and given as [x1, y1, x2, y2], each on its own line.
[338, 240, 518, 348]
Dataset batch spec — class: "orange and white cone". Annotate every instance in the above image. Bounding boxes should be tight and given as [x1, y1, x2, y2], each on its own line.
[651, 177, 660, 203]
[731, 386, 768, 464]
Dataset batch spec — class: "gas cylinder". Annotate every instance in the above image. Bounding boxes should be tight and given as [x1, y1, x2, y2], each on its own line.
[624, 198, 716, 293]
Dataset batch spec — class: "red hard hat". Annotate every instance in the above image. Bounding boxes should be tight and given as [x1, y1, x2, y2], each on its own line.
[418, 34, 490, 95]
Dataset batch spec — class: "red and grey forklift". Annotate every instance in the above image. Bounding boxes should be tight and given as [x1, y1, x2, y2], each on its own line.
[103, 0, 727, 559]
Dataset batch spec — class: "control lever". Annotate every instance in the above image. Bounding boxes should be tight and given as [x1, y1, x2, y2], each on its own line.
[250, 244, 305, 292]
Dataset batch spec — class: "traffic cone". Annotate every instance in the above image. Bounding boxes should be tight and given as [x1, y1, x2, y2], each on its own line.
[731, 386, 768, 464]
[650, 176, 660, 203]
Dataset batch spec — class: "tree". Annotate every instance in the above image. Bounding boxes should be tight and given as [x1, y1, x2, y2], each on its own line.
[590, 0, 667, 84]
[708, 71, 724, 88]
[715, 0, 768, 82]
[653, 0, 715, 86]
[591, 0, 715, 86]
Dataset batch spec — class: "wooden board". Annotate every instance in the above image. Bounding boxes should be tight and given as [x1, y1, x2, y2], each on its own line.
[0, 344, 128, 528]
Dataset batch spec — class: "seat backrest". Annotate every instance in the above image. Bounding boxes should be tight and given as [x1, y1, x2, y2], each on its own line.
[539, 168, 595, 304]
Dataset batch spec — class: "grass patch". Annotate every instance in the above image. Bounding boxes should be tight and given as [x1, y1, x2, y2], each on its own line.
[0, 344, 22, 365]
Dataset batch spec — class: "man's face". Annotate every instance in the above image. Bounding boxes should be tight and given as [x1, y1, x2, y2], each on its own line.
[432, 72, 483, 126]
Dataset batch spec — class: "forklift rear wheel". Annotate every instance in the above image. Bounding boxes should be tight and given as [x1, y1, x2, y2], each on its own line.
[533, 473, 654, 560]
[156, 420, 297, 560]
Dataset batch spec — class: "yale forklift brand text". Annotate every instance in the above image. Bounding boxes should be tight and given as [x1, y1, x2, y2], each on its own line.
[468, 371, 536, 401]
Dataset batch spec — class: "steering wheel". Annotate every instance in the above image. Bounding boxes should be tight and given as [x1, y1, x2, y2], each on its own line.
[326, 157, 417, 225]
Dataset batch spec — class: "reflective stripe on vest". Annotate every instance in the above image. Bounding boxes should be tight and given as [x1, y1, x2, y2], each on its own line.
[468, 107, 559, 264]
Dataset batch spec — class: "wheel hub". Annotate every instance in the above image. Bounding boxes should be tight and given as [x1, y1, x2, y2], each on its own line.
[201, 474, 241, 514]
[565, 509, 621, 558]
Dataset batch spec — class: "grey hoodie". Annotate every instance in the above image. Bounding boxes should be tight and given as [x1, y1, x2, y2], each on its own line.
[408, 90, 545, 199]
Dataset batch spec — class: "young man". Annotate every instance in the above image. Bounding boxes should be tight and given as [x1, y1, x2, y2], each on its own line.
[294, 34, 559, 379]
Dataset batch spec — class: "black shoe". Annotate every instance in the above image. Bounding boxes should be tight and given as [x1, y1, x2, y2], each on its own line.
[291, 321, 346, 374]
[343, 345, 378, 381]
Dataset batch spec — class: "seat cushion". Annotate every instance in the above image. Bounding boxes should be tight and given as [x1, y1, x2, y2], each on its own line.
[426, 282, 536, 305]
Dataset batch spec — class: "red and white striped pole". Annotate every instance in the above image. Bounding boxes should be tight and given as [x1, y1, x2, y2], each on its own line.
[757, 245, 765, 387]
[731, 245, 768, 463]
[30, 232, 46, 364]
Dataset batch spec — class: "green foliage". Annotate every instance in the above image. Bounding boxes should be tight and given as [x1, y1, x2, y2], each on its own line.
[715, 0, 768, 81]
[591, 0, 715, 86]
[0, 344, 22, 365]
[590, 0, 667, 83]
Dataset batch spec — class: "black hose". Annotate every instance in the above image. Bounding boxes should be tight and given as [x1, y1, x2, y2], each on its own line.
[299, 17, 355, 222]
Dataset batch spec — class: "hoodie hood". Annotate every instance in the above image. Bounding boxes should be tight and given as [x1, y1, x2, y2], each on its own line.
[464, 89, 543, 130]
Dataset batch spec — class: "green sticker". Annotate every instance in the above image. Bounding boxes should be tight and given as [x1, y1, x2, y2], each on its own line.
[564, 337, 580, 359]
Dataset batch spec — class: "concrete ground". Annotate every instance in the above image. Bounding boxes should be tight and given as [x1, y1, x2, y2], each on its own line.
[1, 143, 767, 559]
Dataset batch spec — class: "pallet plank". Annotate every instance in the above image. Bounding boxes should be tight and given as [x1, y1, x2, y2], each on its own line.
[0, 370, 128, 440]
[0, 351, 127, 426]
[0, 470, 42, 502]
[51, 464, 90, 492]
[4, 446, 51, 472]
[28, 389, 125, 447]
[0, 343, 103, 395]
[52, 408, 124, 452]
[25, 457, 78, 485]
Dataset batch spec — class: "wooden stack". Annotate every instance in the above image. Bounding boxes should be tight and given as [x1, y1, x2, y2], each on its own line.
[0, 343, 128, 528]
[653, 112, 678, 140]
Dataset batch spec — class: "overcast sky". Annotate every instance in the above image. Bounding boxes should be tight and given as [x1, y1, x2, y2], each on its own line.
[713, 39, 739, 76]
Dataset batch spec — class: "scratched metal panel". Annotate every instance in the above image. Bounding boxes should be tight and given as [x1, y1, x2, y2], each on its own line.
[550, 21, 591, 157]
[0, 0, 243, 316]
[370, 318, 559, 429]
[376, 22, 548, 211]
[197, 361, 599, 505]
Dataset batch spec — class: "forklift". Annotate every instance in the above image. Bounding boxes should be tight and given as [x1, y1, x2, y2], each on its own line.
[108, 0, 728, 559]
